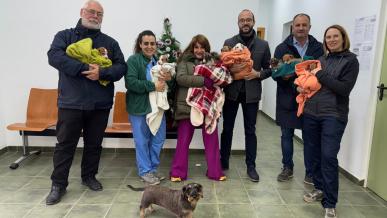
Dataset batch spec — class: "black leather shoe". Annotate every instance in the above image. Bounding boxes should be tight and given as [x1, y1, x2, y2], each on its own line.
[46, 185, 66, 205]
[82, 177, 103, 191]
[247, 167, 259, 182]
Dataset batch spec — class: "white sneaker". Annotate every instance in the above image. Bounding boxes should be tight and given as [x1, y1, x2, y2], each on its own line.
[152, 172, 165, 181]
[303, 189, 323, 203]
[325, 208, 337, 218]
[140, 172, 160, 185]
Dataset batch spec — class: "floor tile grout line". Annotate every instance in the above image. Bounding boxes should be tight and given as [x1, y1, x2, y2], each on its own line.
[103, 161, 131, 218]
[285, 204, 298, 218]
[213, 180, 221, 218]
[363, 189, 386, 207]
[16, 171, 52, 218]
[239, 169, 259, 218]
[102, 203, 114, 218]
[21, 192, 49, 218]
[272, 182, 297, 218]
[63, 189, 87, 218]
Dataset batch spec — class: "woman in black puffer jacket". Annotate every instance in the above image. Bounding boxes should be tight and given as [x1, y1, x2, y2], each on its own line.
[301, 25, 359, 218]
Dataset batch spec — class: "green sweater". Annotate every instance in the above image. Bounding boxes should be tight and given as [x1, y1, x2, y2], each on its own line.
[125, 53, 156, 115]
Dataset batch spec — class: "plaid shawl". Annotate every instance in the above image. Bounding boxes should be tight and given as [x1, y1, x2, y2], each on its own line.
[186, 64, 232, 134]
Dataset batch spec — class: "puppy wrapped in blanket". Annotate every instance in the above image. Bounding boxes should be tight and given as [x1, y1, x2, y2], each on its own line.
[220, 43, 253, 80]
[127, 183, 203, 218]
[147, 54, 176, 135]
[270, 54, 314, 79]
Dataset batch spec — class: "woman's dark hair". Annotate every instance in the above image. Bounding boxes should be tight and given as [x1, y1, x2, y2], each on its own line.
[323, 24, 351, 54]
[178, 34, 211, 63]
[133, 30, 156, 54]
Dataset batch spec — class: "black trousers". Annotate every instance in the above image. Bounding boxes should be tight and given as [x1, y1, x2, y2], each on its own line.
[220, 92, 259, 168]
[51, 108, 109, 188]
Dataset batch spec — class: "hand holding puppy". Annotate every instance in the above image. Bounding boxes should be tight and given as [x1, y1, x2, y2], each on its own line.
[82, 64, 100, 80]
[244, 69, 260, 80]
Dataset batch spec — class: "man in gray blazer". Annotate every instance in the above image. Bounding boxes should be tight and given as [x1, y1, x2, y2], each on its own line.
[220, 9, 272, 182]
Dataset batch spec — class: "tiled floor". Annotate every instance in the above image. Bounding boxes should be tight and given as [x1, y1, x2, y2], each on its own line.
[0, 114, 386, 217]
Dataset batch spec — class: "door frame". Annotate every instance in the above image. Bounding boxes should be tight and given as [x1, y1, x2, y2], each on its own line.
[364, 0, 387, 187]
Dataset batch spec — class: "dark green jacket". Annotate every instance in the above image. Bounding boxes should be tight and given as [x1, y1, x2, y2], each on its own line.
[125, 53, 156, 115]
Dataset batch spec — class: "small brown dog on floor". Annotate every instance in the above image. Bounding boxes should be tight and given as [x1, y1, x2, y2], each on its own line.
[127, 183, 203, 218]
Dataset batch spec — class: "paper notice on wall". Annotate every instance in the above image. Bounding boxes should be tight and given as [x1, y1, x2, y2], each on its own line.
[353, 42, 373, 71]
[352, 15, 376, 71]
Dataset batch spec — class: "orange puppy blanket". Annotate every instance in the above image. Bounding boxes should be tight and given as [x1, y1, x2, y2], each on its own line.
[294, 60, 322, 117]
[220, 47, 253, 80]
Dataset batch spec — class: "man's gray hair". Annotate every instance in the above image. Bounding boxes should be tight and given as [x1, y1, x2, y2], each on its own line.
[83, 0, 103, 9]
[292, 13, 311, 24]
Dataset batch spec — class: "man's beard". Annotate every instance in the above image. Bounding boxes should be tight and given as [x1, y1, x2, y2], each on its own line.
[81, 18, 101, 30]
[239, 26, 254, 36]
[239, 25, 253, 35]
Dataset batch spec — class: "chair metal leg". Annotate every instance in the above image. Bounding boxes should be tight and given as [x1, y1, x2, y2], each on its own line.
[9, 131, 41, 169]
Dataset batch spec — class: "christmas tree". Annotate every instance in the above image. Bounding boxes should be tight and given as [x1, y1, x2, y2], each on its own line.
[157, 18, 181, 63]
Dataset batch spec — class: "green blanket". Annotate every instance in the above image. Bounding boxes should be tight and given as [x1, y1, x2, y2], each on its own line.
[66, 38, 112, 86]
[271, 56, 314, 79]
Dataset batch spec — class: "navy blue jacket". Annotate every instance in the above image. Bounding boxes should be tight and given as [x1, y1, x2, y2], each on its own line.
[273, 35, 323, 128]
[48, 19, 127, 110]
[224, 31, 272, 103]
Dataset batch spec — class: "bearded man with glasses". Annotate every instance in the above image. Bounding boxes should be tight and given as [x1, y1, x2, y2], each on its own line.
[220, 9, 272, 182]
[45, 0, 126, 205]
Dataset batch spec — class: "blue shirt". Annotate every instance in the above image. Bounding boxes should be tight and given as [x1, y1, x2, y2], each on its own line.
[293, 37, 309, 58]
[146, 57, 157, 81]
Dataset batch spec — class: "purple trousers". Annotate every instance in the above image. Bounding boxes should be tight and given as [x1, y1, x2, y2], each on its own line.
[170, 119, 224, 180]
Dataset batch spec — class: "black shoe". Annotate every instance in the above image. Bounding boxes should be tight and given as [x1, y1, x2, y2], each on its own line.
[304, 175, 314, 185]
[82, 177, 103, 191]
[277, 167, 294, 182]
[247, 167, 259, 182]
[46, 185, 66, 205]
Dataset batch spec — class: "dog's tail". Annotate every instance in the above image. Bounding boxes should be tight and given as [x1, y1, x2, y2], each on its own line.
[127, 184, 145, 191]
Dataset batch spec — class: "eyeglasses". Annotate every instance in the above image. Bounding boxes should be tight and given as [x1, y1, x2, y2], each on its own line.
[142, 41, 156, 46]
[239, 18, 253, 23]
[83, 8, 103, 18]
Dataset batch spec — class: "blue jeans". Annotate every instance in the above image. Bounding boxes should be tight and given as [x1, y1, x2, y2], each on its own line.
[303, 114, 347, 208]
[280, 127, 294, 169]
[281, 127, 313, 177]
[221, 94, 259, 168]
[129, 114, 166, 176]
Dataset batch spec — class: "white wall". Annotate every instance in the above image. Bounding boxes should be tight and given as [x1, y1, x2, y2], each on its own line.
[258, 0, 386, 180]
[0, 87, 5, 150]
[1, 0, 261, 150]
